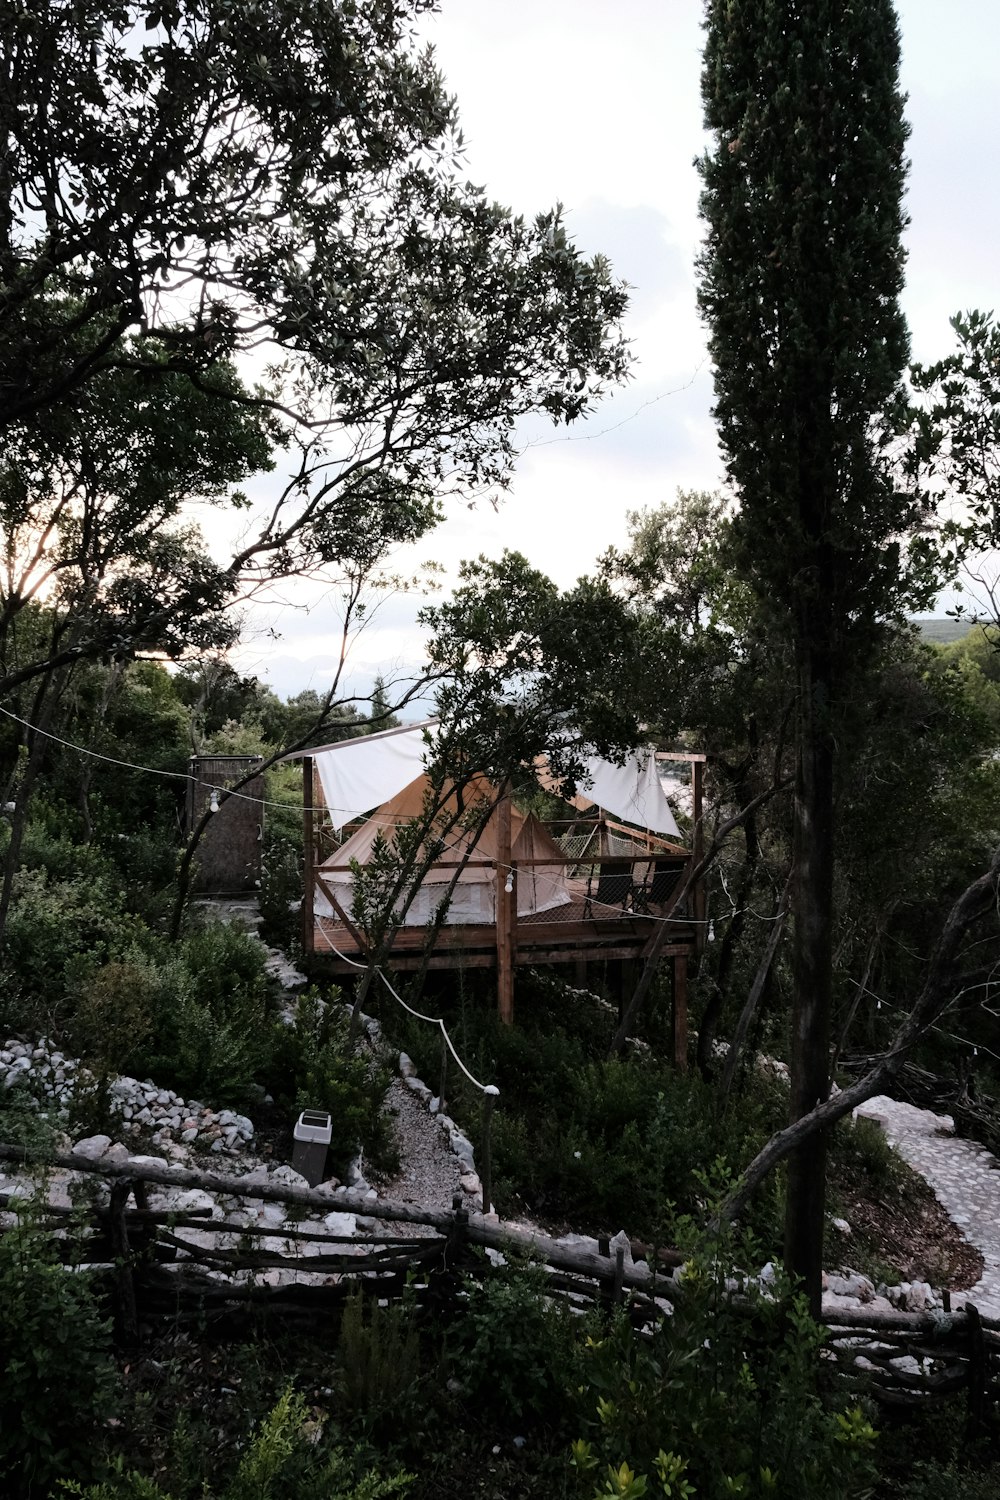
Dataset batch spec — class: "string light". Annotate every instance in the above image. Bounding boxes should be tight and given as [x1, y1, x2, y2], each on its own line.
[504, 871, 514, 895]
[209, 790, 220, 814]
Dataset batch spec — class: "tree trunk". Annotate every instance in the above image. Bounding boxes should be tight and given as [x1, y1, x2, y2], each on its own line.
[784, 640, 836, 1314]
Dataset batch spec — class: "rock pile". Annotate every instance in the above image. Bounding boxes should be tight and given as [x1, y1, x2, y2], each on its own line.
[1, 1036, 254, 1156]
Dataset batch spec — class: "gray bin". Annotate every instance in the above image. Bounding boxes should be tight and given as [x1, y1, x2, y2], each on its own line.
[291, 1109, 333, 1186]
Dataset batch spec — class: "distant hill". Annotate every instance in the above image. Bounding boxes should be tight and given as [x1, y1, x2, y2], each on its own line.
[915, 617, 975, 645]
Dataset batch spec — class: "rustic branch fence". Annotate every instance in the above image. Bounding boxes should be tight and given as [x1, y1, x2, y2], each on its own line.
[2, 1142, 1000, 1414]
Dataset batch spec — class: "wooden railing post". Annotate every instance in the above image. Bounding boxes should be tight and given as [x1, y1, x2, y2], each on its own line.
[480, 1085, 499, 1217]
[302, 756, 315, 954]
[109, 1178, 138, 1345]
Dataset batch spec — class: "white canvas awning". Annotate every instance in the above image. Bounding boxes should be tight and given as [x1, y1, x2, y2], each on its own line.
[289, 720, 680, 838]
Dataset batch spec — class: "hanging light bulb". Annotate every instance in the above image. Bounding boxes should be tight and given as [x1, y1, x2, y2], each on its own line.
[707, 919, 715, 942]
[504, 871, 514, 895]
[209, 789, 220, 814]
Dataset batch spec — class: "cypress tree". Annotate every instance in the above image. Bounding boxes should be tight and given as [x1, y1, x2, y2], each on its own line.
[697, 0, 911, 1309]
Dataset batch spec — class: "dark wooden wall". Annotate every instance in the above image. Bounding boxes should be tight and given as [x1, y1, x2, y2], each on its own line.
[186, 756, 265, 893]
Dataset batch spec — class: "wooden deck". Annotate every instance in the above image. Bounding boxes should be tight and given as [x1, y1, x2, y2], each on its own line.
[309, 878, 697, 975]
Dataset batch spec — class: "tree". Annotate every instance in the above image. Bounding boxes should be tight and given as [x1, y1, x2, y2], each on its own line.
[697, 0, 919, 1307]
[2, 0, 630, 693]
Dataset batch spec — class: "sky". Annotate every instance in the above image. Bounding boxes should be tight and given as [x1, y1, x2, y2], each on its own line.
[231, 0, 1000, 702]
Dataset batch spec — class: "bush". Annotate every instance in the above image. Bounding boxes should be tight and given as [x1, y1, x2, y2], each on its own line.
[570, 1182, 878, 1500]
[0, 1209, 118, 1497]
[265, 991, 398, 1175]
[1, 868, 147, 1033]
[446, 1257, 581, 1425]
[61, 1384, 413, 1500]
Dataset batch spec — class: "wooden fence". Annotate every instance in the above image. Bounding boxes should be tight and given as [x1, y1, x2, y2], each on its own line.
[2, 1143, 999, 1413]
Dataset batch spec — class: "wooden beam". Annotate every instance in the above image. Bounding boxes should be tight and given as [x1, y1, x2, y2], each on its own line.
[302, 757, 314, 953]
[496, 793, 514, 1024]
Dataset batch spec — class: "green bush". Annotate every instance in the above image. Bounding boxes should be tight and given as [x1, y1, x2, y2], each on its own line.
[338, 1286, 422, 1435]
[1, 868, 147, 1033]
[60, 1384, 413, 1500]
[0, 1209, 118, 1497]
[265, 991, 398, 1175]
[258, 831, 302, 952]
[570, 1184, 878, 1500]
[446, 1257, 581, 1425]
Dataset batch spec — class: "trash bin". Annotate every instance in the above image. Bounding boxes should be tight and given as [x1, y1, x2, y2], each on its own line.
[291, 1109, 333, 1186]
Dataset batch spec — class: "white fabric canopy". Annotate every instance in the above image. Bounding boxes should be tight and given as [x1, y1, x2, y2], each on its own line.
[575, 748, 681, 839]
[297, 720, 680, 838]
[315, 772, 571, 926]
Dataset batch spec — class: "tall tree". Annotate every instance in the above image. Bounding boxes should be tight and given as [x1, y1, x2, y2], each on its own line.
[2, 1, 630, 726]
[697, 0, 917, 1307]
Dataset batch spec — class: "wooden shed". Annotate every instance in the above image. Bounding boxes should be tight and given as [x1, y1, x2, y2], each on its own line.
[186, 754, 265, 893]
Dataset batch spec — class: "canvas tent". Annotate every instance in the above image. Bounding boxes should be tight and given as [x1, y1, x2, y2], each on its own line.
[301, 720, 680, 839]
[314, 772, 571, 926]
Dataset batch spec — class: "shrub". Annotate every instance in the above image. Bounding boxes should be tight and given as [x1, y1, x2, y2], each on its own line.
[570, 1179, 878, 1500]
[265, 991, 398, 1175]
[60, 1384, 413, 1500]
[446, 1257, 581, 1424]
[1, 868, 147, 1033]
[338, 1286, 422, 1435]
[0, 1208, 118, 1497]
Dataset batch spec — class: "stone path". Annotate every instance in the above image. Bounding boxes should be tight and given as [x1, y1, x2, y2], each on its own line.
[856, 1094, 1000, 1317]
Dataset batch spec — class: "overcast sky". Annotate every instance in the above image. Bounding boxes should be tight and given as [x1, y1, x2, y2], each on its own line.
[232, 0, 1000, 700]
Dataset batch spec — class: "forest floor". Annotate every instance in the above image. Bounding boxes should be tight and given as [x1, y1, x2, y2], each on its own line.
[829, 1155, 984, 1290]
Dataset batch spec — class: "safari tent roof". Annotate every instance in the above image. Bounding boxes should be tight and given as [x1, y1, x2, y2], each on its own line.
[315, 771, 571, 925]
[290, 720, 680, 838]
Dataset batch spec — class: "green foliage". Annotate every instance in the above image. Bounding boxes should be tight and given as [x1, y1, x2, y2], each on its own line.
[337, 1287, 421, 1434]
[571, 1178, 877, 1500]
[446, 1258, 581, 1424]
[0, 1210, 118, 1497]
[395, 972, 784, 1240]
[267, 990, 398, 1175]
[257, 830, 302, 951]
[0, 866, 147, 1033]
[60, 1384, 413, 1500]
[832, 1115, 903, 1194]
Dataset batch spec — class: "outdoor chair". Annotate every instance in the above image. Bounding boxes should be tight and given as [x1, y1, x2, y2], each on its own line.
[631, 858, 684, 914]
[583, 865, 633, 917]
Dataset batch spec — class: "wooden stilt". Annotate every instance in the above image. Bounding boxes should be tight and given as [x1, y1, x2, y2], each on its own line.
[496, 793, 514, 1024]
[302, 757, 315, 954]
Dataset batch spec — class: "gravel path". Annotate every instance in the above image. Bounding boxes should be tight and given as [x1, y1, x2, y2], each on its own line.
[856, 1095, 1000, 1316]
[378, 1076, 463, 1210]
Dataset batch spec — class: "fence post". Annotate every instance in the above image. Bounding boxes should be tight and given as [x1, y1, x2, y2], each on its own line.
[439, 1031, 449, 1113]
[108, 1178, 138, 1345]
[966, 1302, 988, 1435]
[613, 1245, 626, 1308]
[480, 1085, 500, 1217]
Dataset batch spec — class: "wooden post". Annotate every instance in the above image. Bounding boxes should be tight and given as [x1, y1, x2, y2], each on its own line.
[302, 756, 315, 955]
[613, 1245, 626, 1307]
[480, 1085, 499, 1217]
[692, 756, 706, 954]
[496, 792, 514, 1025]
[673, 954, 688, 1072]
[439, 1032, 449, 1113]
[109, 1179, 138, 1344]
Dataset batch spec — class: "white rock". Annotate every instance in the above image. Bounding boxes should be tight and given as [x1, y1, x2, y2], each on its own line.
[323, 1212, 356, 1234]
[73, 1135, 112, 1160]
[608, 1229, 634, 1269]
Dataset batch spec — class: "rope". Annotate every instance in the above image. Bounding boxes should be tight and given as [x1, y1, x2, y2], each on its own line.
[313, 925, 496, 1096]
[0, 704, 302, 813]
